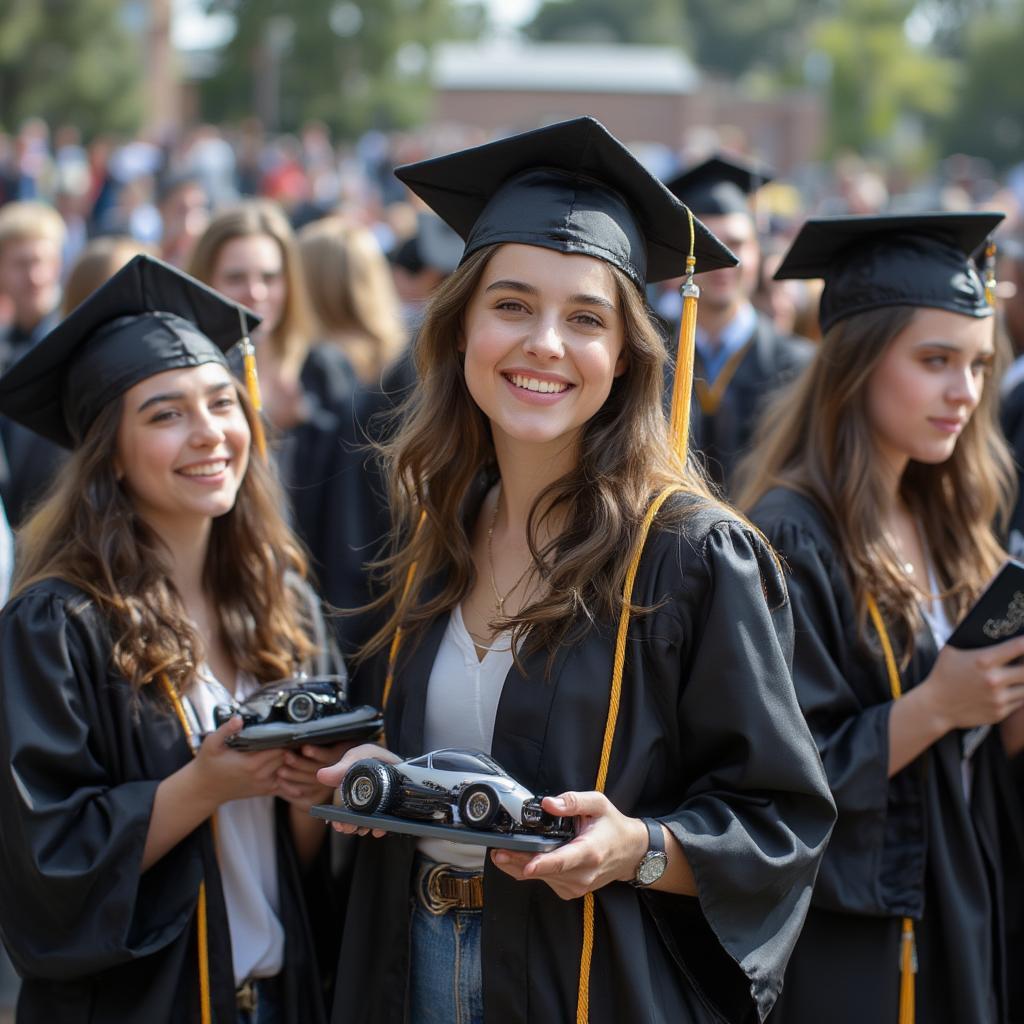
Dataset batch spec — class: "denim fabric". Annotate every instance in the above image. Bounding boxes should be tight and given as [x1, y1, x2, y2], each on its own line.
[409, 860, 484, 1024]
[236, 975, 284, 1024]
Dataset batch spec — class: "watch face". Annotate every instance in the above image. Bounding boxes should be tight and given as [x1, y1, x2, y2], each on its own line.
[637, 851, 668, 886]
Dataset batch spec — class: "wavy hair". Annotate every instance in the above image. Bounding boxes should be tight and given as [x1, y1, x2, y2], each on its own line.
[12, 384, 318, 693]
[188, 200, 314, 379]
[298, 216, 407, 385]
[359, 244, 721, 663]
[736, 304, 1014, 657]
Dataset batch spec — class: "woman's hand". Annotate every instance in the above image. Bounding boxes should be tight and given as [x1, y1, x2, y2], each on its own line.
[921, 634, 1024, 730]
[490, 791, 648, 900]
[316, 743, 400, 839]
[276, 741, 355, 812]
[889, 633, 1024, 775]
[192, 716, 286, 805]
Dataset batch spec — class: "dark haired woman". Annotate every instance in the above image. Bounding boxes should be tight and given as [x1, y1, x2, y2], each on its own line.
[0, 256, 344, 1023]
[739, 214, 1024, 1023]
[319, 118, 835, 1024]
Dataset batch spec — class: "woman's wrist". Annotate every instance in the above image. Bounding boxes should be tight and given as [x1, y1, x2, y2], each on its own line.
[616, 816, 653, 883]
[911, 676, 955, 739]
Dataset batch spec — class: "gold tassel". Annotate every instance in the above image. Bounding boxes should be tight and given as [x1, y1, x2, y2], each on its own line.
[898, 917, 917, 1024]
[668, 209, 699, 462]
[238, 309, 267, 458]
[983, 240, 997, 308]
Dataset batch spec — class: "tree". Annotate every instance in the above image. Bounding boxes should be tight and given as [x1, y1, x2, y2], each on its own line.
[524, 0, 687, 47]
[940, 5, 1024, 169]
[806, 0, 959, 162]
[200, 0, 471, 136]
[0, 0, 142, 136]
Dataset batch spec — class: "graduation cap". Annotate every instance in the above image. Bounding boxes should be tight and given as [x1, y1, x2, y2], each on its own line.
[394, 116, 737, 289]
[773, 212, 1005, 333]
[665, 154, 774, 217]
[0, 253, 261, 449]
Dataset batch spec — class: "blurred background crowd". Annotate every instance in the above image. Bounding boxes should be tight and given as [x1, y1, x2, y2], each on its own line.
[3, 0, 1024, 1014]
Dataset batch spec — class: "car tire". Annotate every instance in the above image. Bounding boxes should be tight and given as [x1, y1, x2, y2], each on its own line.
[459, 784, 499, 830]
[285, 691, 317, 723]
[343, 762, 395, 815]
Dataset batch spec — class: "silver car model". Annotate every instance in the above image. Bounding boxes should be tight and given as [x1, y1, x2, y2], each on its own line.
[342, 747, 573, 837]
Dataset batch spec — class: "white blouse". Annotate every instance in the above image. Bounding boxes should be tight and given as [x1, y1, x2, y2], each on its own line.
[186, 669, 284, 985]
[417, 605, 514, 870]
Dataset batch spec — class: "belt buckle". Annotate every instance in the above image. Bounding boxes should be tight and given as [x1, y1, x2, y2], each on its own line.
[236, 978, 258, 1013]
[425, 864, 460, 915]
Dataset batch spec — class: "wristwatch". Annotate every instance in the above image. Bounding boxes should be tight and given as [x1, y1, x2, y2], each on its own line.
[630, 818, 668, 887]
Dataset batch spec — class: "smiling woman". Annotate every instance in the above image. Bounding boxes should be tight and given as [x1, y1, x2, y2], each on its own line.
[0, 255, 346, 1024]
[318, 117, 835, 1024]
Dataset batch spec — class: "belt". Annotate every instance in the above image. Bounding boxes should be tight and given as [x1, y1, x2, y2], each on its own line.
[419, 861, 485, 915]
[235, 974, 281, 1013]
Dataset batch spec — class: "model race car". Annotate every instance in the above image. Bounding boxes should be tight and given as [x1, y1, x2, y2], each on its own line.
[341, 747, 575, 837]
[213, 674, 383, 750]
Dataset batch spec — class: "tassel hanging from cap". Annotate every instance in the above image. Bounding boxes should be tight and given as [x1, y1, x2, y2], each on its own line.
[668, 207, 699, 462]
[238, 309, 267, 458]
[983, 240, 998, 308]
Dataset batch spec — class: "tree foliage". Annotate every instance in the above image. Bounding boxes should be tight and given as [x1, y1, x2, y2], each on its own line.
[940, 5, 1024, 169]
[0, 0, 141, 136]
[524, 0, 687, 47]
[200, 0, 471, 136]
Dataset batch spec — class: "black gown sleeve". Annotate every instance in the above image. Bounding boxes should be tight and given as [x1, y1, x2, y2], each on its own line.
[652, 522, 836, 1021]
[0, 589, 202, 980]
[760, 515, 919, 916]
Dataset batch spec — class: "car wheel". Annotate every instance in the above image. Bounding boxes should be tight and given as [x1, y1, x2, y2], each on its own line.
[343, 763, 395, 815]
[458, 784, 499, 830]
[285, 691, 317, 723]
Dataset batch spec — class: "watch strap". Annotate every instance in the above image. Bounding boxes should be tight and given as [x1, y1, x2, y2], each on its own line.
[642, 817, 665, 855]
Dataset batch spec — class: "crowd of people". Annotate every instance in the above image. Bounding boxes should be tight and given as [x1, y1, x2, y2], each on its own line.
[0, 111, 1023, 1024]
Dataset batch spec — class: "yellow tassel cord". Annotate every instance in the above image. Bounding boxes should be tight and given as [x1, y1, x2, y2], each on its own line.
[865, 595, 917, 1024]
[380, 490, 678, 1024]
[667, 208, 699, 463]
[694, 338, 754, 416]
[983, 240, 998, 308]
[160, 676, 214, 1024]
[241, 337, 268, 458]
[575, 484, 683, 1024]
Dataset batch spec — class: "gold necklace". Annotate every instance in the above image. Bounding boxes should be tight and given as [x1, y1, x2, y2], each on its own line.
[487, 484, 534, 616]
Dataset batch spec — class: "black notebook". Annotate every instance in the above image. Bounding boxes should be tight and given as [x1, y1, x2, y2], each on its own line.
[947, 558, 1024, 650]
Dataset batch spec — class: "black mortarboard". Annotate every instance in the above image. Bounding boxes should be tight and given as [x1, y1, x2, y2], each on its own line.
[394, 116, 737, 289]
[665, 154, 774, 217]
[774, 212, 1005, 333]
[0, 254, 260, 448]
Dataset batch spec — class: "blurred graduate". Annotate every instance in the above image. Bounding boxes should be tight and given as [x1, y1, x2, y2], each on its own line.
[739, 214, 1024, 1023]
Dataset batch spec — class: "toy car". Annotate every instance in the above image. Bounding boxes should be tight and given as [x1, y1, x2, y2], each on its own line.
[213, 674, 383, 751]
[341, 747, 574, 837]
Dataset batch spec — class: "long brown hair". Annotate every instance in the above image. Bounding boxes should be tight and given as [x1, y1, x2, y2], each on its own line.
[360, 243, 721, 662]
[188, 200, 313, 379]
[736, 304, 1014, 655]
[12, 383, 318, 693]
[298, 215, 407, 385]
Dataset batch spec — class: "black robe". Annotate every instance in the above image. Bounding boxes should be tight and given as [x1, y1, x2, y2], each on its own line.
[333, 497, 836, 1024]
[1000, 377, 1024, 554]
[751, 487, 1023, 1024]
[0, 578, 338, 1024]
[689, 313, 811, 494]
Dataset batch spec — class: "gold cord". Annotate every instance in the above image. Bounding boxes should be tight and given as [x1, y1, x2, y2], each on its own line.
[865, 595, 917, 1024]
[160, 675, 214, 1024]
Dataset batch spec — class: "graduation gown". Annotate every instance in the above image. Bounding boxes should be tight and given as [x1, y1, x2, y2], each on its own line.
[751, 487, 1022, 1024]
[0, 578, 337, 1024]
[332, 497, 836, 1024]
[1000, 377, 1024, 553]
[689, 313, 811, 493]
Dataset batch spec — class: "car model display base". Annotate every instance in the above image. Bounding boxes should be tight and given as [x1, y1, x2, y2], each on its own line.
[225, 709, 383, 751]
[310, 805, 571, 852]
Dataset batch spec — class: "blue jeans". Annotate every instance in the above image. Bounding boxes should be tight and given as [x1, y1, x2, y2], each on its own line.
[409, 859, 483, 1024]
[236, 975, 284, 1024]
